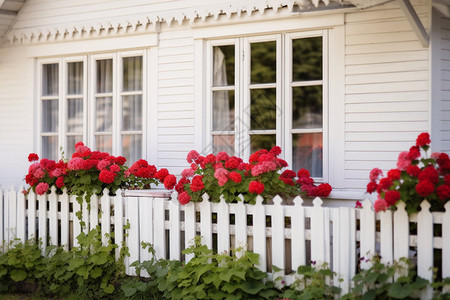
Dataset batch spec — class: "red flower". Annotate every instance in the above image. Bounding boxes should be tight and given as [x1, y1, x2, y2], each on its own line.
[387, 169, 401, 181]
[269, 146, 282, 156]
[384, 190, 401, 206]
[164, 174, 177, 190]
[418, 165, 439, 184]
[109, 164, 120, 173]
[115, 156, 126, 165]
[190, 175, 204, 192]
[355, 201, 362, 208]
[186, 150, 200, 164]
[249, 181, 265, 194]
[406, 165, 421, 177]
[377, 178, 393, 193]
[56, 176, 65, 188]
[216, 151, 230, 162]
[280, 170, 296, 178]
[317, 183, 332, 197]
[297, 168, 311, 179]
[99, 169, 116, 184]
[225, 157, 242, 169]
[407, 146, 421, 160]
[35, 182, 49, 195]
[178, 191, 191, 205]
[374, 198, 388, 213]
[155, 168, 169, 182]
[369, 168, 383, 181]
[280, 177, 295, 186]
[436, 185, 450, 201]
[229, 171, 242, 183]
[297, 176, 314, 186]
[415, 180, 435, 197]
[445, 175, 450, 185]
[82, 159, 99, 171]
[396, 151, 411, 170]
[366, 181, 378, 194]
[416, 132, 431, 147]
[175, 177, 190, 194]
[28, 153, 39, 162]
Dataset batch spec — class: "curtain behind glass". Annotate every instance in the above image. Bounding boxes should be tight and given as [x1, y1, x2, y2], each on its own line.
[96, 59, 112, 93]
[123, 57, 142, 91]
[42, 64, 58, 96]
[213, 47, 231, 131]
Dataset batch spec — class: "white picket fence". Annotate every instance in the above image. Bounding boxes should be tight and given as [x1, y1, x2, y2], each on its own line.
[1, 186, 449, 297]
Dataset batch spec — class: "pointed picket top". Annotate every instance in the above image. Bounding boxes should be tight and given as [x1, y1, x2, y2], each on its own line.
[171, 191, 179, 201]
[219, 194, 227, 206]
[170, 193, 179, 206]
[362, 198, 373, 210]
[396, 200, 406, 212]
[419, 200, 431, 212]
[237, 194, 244, 202]
[202, 192, 210, 203]
[312, 197, 323, 207]
[273, 195, 283, 206]
[293, 195, 304, 206]
[103, 188, 111, 197]
[255, 195, 264, 205]
[50, 185, 57, 194]
[445, 201, 450, 212]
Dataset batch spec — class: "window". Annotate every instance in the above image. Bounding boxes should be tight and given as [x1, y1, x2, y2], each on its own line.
[39, 51, 145, 163]
[207, 31, 326, 178]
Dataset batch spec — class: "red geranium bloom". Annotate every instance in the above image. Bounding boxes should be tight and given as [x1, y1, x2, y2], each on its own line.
[28, 153, 39, 162]
[384, 190, 401, 206]
[186, 150, 200, 164]
[416, 132, 431, 147]
[249, 181, 265, 194]
[99, 169, 116, 184]
[178, 191, 191, 205]
[418, 165, 439, 184]
[436, 185, 450, 201]
[155, 168, 169, 182]
[377, 178, 393, 193]
[175, 177, 190, 194]
[406, 165, 421, 177]
[56, 176, 65, 188]
[229, 171, 242, 183]
[415, 180, 435, 197]
[269, 146, 282, 156]
[297, 168, 311, 179]
[317, 183, 332, 197]
[387, 169, 401, 181]
[190, 175, 205, 192]
[225, 157, 242, 169]
[366, 181, 378, 194]
[280, 170, 296, 178]
[374, 198, 388, 213]
[280, 177, 295, 186]
[35, 182, 49, 195]
[408, 146, 421, 160]
[164, 174, 177, 190]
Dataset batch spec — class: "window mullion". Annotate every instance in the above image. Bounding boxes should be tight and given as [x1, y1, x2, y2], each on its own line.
[113, 53, 120, 155]
[276, 33, 283, 155]
[59, 57, 65, 160]
[241, 37, 251, 160]
[284, 33, 293, 168]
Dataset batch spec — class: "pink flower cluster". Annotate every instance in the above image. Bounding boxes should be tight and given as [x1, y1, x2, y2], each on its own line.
[368, 133, 450, 213]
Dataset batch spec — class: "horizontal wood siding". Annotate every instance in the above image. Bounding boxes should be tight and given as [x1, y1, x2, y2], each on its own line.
[0, 48, 33, 188]
[157, 26, 195, 174]
[344, 0, 430, 190]
[441, 17, 450, 152]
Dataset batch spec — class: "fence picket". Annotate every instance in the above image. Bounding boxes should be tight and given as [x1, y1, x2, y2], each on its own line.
[90, 194, 99, 230]
[393, 201, 409, 279]
[7, 187, 17, 243]
[253, 196, 266, 271]
[311, 197, 325, 263]
[139, 196, 153, 264]
[217, 195, 230, 254]
[360, 199, 376, 269]
[234, 195, 247, 254]
[272, 196, 284, 278]
[82, 198, 89, 234]
[169, 195, 181, 260]
[27, 190, 36, 241]
[38, 194, 47, 254]
[200, 193, 212, 249]
[126, 196, 139, 276]
[16, 187, 26, 241]
[0, 188, 3, 243]
[60, 190, 69, 251]
[379, 209, 393, 265]
[114, 191, 124, 261]
[4, 187, 10, 244]
[417, 201, 433, 299]
[153, 197, 166, 260]
[72, 196, 81, 247]
[291, 196, 305, 271]
[443, 202, 450, 293]
[184, 199, 196, 262]
[100, 189, 111, 246]
[337, 207, 351, 294]
[49, 187, 58, 246]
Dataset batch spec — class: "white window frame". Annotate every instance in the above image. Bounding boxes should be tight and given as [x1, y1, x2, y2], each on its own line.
[205, 30, 328, 181]
[38, 49, 147, 161]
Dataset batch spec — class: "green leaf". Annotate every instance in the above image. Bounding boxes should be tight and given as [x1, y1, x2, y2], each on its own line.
[0, 268, 7, 278]
[10, 269, 27, 282]
[104, 284, 115, 294]
[90, 266, 102, 278]
[240, 280, 265, 295]
[90, 252, 108, 265]
[388, 282, 413, 299]
[68, 256, 85, 270]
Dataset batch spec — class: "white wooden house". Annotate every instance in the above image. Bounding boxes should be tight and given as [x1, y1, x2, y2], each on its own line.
[0, 0, 449, 201]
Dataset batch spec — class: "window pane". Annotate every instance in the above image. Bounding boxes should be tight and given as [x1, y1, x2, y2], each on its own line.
[96, 59, 113, 93]
[95, 135, 112, 153]
[67, 98, 83, 133]
[293, 37, 322, 82]
[42, 100, 58, 132]
[122, 134, 142, 163]
[292, 132, 323, 178]
[292, 86, 322, 129]
[251, 41, 276, 84]
[122, 95, 142, 131]
[67, 135, 82, 158]
[67, 62, 83, 95]
[213, 135, 234, 155]
[250, 135, 276, 154]
[42, 63, 59, 96]
[251, 88, 276, 130]
[123, 56, 142, 92]
[95, 97, 113, 132]
[213, 45, 234, 86]
[42, 136, 58, 160]
[213, 90, 234, 131]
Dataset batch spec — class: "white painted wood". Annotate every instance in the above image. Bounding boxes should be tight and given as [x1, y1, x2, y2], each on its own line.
[338, 207, 352, 295]
[169, 194, 181, 260]
[417, 201, 433, 299]
[89, 193, 99, 230]
[311, 197, 325, 263]
[4, 187, 10, 244]
[16, 187, 26, 241]
[0, 188, 3, 243]
[253, 196, 266, 272]
[82, 197, 89, 234]
[379, 209, 393, 265]
[126, 196, 139, 276]
[60, 189, 69, 251]
[234, 195, 247, 255]
[217, 195, 230, 254]
[271, 195, 284, 280]
[443, 202, 450, 289]
[27, 190, 36, 241]
[7, 187, 17, 243]
[393, 201, 409, 279]
[200, 193, 212, 249]
[114, 191, 124, 261]
[291, 196, 305, 271]
[184, 199, 196, 263]
[349, 208, 357, 281]
[38, 194, 47, 254]
[153, 197, 166, 260]
[72, 196, 82, 248]
[359, 199, 376, 269]
[48, 186, 58, 246]
[139, 196, 154, 265]
[100, 190, 111, 246]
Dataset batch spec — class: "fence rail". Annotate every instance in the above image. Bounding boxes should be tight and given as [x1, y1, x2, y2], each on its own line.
[1, 186, 449, 296]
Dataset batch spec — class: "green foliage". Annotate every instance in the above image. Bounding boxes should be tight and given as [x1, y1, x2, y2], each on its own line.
[279, 262, 341, 300]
